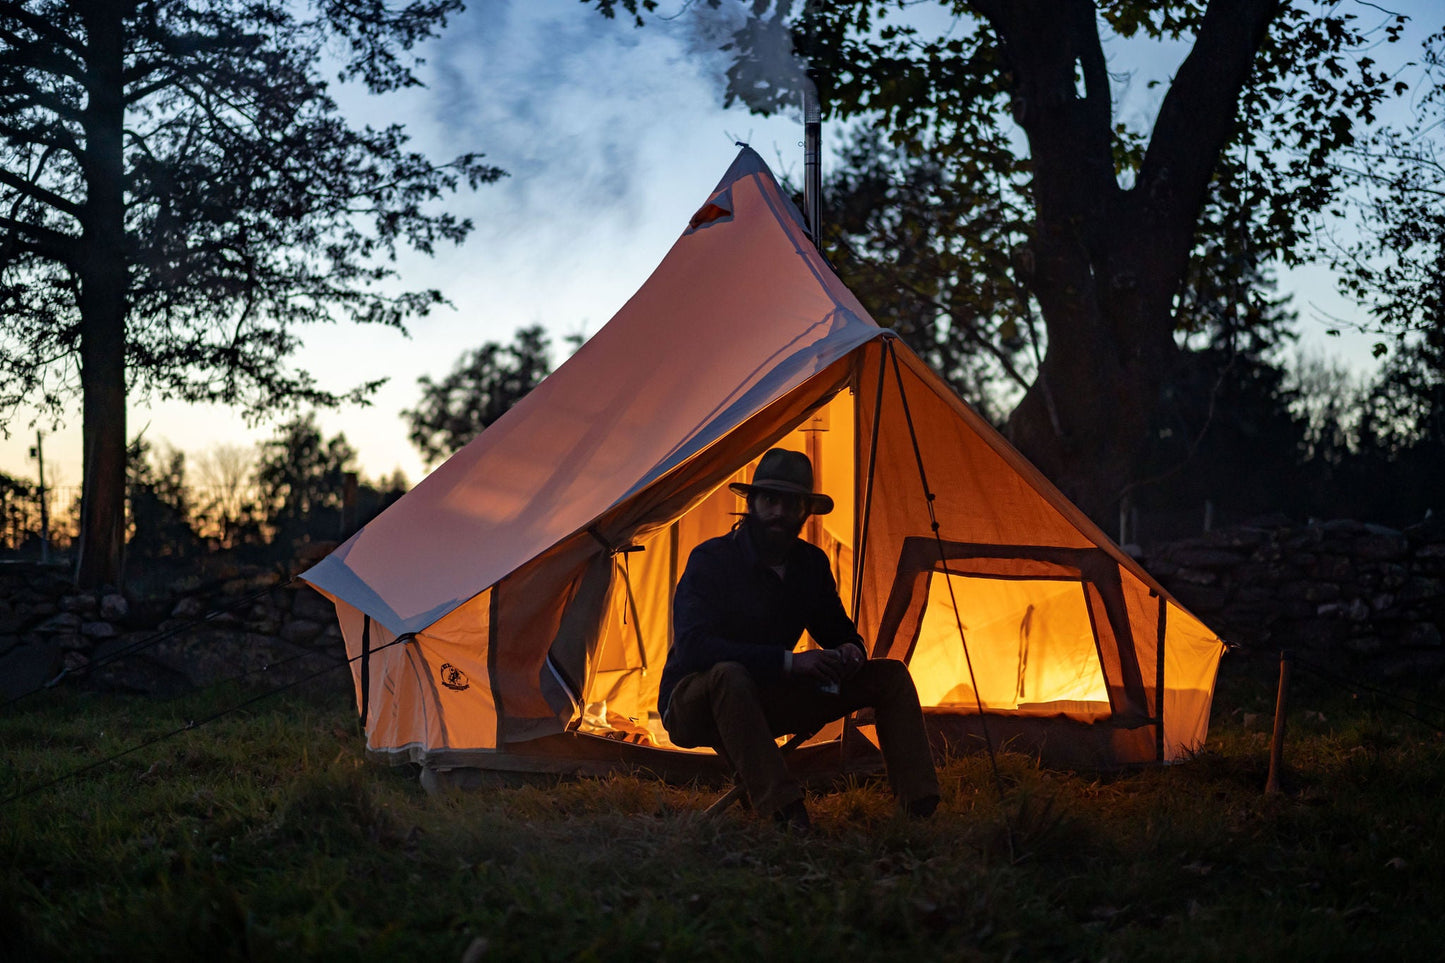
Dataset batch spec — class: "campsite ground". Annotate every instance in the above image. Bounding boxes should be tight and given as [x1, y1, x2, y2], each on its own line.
[3, 657, 1442, 961]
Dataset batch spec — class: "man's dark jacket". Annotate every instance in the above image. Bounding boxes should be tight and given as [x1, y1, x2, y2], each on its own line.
[658, 522, 863, 716]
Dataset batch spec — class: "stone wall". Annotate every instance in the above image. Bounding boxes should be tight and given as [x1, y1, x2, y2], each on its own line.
[1145, 517, 1445, 685]
[0, 561, 348, 702]
[4, 517, 1444, 702]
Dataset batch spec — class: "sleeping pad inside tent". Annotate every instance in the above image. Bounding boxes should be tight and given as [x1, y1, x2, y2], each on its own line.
[300, 147, 1225, 777]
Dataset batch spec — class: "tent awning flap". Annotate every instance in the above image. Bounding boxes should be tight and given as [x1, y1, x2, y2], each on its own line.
[303, 148, 884, 634]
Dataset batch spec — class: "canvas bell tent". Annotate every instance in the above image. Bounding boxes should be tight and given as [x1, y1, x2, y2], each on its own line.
[300, 148, 1224, 774]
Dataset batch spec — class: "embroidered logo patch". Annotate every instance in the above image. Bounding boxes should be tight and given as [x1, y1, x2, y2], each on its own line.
[440, 663, 470, 691]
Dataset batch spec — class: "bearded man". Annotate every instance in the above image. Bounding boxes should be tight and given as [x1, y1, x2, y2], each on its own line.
[658, 448, 939, 830]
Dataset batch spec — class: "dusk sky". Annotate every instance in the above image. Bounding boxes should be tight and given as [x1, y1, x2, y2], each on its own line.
[1, 0, 1424, 491]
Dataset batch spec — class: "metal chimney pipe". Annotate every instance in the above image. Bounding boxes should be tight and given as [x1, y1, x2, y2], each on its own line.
[803, 85, 821, 245]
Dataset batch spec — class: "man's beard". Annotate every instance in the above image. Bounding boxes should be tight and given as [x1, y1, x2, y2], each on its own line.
[745, 512, 805, 558]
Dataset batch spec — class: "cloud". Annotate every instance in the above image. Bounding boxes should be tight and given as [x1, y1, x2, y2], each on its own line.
[423, 2, 729, 239]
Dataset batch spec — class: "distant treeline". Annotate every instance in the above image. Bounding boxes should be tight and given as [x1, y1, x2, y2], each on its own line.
[1115, 339, 1443, 544]
[4, 323, 1440, 570]
[0, 412, 405, 569]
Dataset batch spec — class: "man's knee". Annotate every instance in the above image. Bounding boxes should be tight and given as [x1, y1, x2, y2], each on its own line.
[868, 657, 915, 688]
[666, 664, 752, 748]
[704, 661, 763, 710]
[861, 658, 924, 706]
[705, 661, 753, 688]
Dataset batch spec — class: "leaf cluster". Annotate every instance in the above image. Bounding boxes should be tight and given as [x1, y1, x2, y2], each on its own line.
[790, 2, 1407, 267]
[1332, 28, 1445, 340]
[254, 411, 359, 546]
[1231, 3, 1412, 266]
[819, 128, 1036, 422]
[402, 324, 560, 468]
[0, 0, 504, 425]
[586, 1, 1412, 331]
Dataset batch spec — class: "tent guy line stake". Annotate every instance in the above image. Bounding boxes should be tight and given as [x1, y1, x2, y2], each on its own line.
[1265, 649, 1292, 794]
[884, 342, 1012, 827]
[1231, 637, 1445, 729]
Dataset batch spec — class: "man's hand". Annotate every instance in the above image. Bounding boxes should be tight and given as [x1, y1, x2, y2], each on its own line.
[792, 648, 845, 684]
[793, 642, 868, 685]
[837, 641, 866, 678]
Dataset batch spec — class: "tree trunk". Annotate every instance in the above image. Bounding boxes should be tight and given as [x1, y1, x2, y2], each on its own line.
[74, 2, 128, 589]
[973, 0, 1280, 524]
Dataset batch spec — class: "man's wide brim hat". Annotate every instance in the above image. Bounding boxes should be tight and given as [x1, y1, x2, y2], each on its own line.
[729, 448, 834, 516]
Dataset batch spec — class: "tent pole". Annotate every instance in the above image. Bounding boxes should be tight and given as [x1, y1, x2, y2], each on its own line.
[851, 344, 888, 628]
[1155, 592, 1167, 762]
[843, 345, 887, 783]
[359, 615, 372, 729]
[885, 342, 1010, 816]
[804, 85, 821, 245]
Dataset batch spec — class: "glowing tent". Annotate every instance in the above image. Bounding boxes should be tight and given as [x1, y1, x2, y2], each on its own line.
[300, 148, 1224, 774]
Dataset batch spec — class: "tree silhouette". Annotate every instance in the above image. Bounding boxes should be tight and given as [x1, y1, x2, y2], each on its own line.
[255, 412, 357, 551]
[586, 0, 1408, 523]
[402, 325, 560, 468]
[0, 1, 503, 587]
[192, 442, 264, 550]
[126, 436, 199, 564]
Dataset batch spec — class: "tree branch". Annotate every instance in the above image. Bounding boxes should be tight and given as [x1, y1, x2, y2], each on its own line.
[0, 165, 83, 220]
[0, 0, 86, 57]
[833, 231, 1034, 393]
[123, 29, 264, 99]
[0, 74, 86, 126]
[165, 71, 263, 140]
[123, 69, 185, 107]
[0, 24, 86, 84]
[0, 212, 77, 263]
[1136, 0, 1281, 227]
[968, 0, 1117, 199]
[0, 114, 83, 158]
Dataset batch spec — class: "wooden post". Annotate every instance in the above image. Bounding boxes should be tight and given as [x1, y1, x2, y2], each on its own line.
[1265, 649, 1292, 794]
[32, 430, 50, 564]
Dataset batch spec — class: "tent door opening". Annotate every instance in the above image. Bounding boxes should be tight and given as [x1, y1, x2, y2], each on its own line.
[576, 388, 858, 746]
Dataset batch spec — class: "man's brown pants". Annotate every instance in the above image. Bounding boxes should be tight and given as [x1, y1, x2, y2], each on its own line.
[663, 658, 939, 818]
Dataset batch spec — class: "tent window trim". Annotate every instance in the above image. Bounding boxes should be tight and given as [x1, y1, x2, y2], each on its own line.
[874, 536, 1149, 718]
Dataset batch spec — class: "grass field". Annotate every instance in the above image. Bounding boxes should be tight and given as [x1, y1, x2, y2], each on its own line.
[2, 659, 1443, 962]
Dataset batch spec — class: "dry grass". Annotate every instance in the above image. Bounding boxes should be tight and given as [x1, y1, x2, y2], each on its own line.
[2, 661, 1443, 961]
